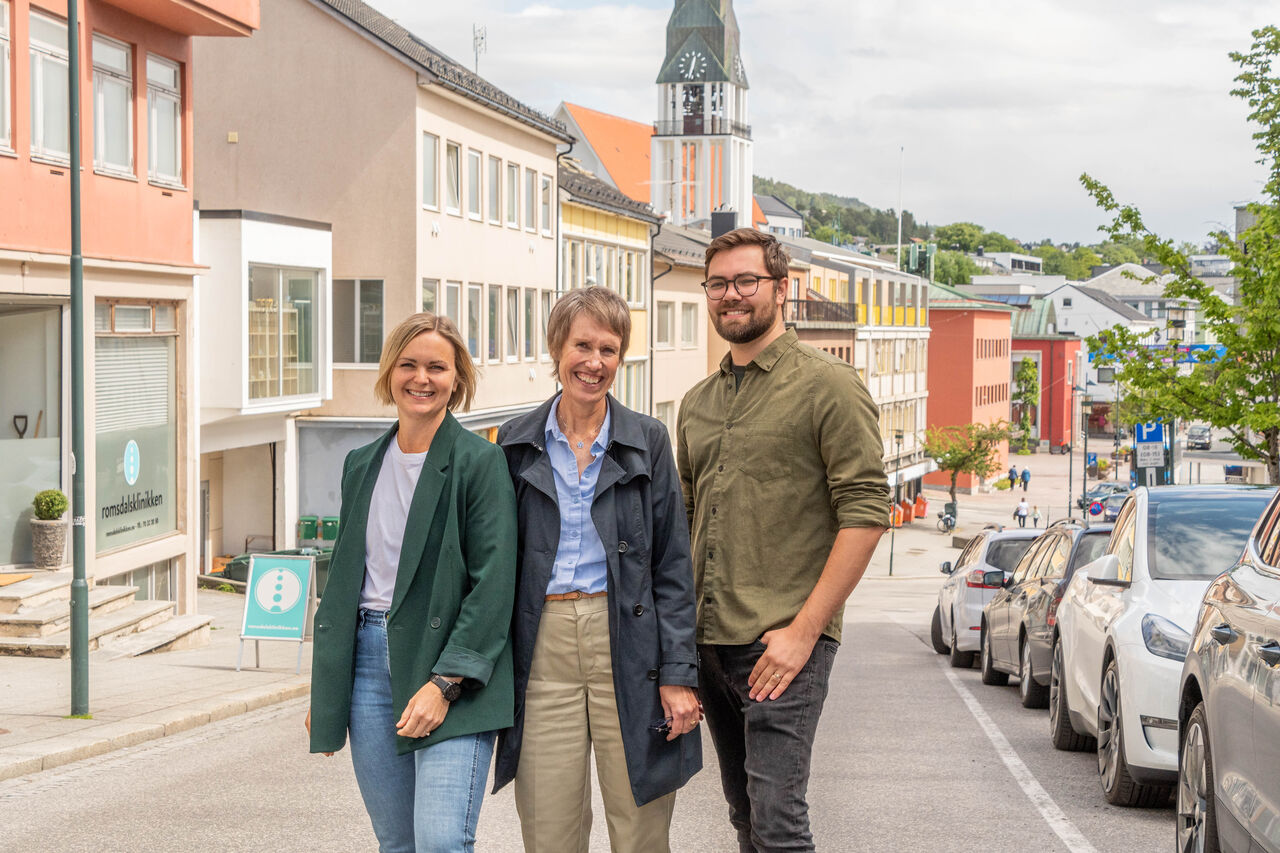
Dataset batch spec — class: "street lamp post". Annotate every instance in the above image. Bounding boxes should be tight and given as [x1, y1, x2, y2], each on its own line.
[888, 430, 904, 577]
[1068, 384, 1080, 520]
[1081, 398, 1094, 516]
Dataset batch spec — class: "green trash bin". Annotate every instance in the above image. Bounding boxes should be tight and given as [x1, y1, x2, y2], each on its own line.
[321, 516, 340, 541]
[297, 515, 319, 540]
[222, 548, 331, 595]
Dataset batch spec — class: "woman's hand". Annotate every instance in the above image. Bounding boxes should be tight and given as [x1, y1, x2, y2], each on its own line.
[305, 709, 334, 757]
[395, 679, 454, 739]
[658, 685, 702, 742]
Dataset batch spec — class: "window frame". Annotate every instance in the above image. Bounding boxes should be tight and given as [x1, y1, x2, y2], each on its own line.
[487, 284, 502, 362]
[523, 287, 536, 360]
[445, 141, 462, 215]
[92, 33, 134, 177]
[524, 167, 537, 233]
[655, 301, 674, 348]
[145, 53, 182, 186]
[505, 161, 519, 228]
[487, 155, 501, 225]
[540, 290, 552, 359]
[29, 10, 70, 163]
[332, 278, 384, 366]
[505, 287, 519, 362]
[465, 282, 482, 359]
[444, 280, 462, 328]
[0, 1, 12, 152]
[540, 173, 553, 236]
[421, 132, 439, 210]
[467, 148, 482, 220]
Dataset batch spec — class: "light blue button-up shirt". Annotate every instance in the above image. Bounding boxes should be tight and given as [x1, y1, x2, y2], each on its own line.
[544, 398, 611, 596]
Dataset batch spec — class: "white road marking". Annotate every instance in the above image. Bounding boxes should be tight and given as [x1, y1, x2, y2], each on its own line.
[940, 661, 1099, 853]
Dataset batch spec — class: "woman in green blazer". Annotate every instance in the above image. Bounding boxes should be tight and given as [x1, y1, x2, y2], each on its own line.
[306, 313, 517, 853]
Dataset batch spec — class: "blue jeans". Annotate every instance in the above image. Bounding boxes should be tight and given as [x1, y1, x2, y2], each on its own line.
[348, 609, 496, 853]
[699, 637, 838, 853]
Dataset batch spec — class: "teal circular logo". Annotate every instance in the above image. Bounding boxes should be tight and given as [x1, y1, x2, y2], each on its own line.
[123, 440, 141, 486]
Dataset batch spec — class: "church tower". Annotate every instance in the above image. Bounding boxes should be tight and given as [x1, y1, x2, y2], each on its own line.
[651, 0, 753, 228]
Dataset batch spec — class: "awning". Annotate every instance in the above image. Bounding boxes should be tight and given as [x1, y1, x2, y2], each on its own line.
[886, 459, 938, 487]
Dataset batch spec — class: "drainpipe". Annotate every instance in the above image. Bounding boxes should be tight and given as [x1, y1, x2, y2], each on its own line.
[554, 141, 575, 297]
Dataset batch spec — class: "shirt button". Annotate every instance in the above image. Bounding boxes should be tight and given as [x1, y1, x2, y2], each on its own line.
[647, 669, 659, 680]
[633, 604, 645, 616]
[429, 617, 441, 629]
[618, 541, 629, 553]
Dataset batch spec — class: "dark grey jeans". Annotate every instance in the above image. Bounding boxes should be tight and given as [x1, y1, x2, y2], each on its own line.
[698, 637, 839, 853]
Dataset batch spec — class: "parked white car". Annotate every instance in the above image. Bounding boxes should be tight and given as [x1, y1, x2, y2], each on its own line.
[931, 527, 1039, 668]
[1051, 485, 1275, 807]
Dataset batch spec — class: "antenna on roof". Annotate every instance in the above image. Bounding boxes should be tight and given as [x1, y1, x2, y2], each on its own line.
[473, 24, 487, 74]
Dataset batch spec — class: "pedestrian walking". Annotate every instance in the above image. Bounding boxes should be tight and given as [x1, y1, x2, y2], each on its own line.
[306, 313, 518, 853]
[677, 229, 889, 853]
[1015, 498, 1030, 528]
[1020, 466, 1031, 491]
[1033, 506, 1042, 528]
[1008, 464, 1018, 488]
[494, 287, 702, 853]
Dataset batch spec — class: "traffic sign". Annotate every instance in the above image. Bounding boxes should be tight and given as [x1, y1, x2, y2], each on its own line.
[1135, 421, 1165, 444]
[1089, 501, 1104, 516]
[1136, 442, 1165, 467]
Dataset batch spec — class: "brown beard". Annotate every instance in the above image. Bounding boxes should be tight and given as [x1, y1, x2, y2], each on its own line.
[712, 291, 781, 344]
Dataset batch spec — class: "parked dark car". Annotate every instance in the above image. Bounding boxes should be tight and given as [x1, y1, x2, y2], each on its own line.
[1102, 492, 1127, 522]
[1178, 488, 1280, 853]
[1077, 482, 1129, 510]
[1186, 425, 1213, 451]
[978, 520, 1113, 707]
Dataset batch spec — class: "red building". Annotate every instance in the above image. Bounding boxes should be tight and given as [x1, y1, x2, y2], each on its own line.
[1010, 299, 1081, 449]
[924, 284, 1013, 493]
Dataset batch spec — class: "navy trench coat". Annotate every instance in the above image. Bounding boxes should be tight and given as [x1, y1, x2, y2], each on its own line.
[492, 394, 702, 807]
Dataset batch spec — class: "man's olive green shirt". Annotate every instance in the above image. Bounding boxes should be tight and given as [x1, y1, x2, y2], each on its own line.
[676, 329, 890, 644]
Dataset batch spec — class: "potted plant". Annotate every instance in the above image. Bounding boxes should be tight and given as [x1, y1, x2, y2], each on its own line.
[31, 489, 69, 570]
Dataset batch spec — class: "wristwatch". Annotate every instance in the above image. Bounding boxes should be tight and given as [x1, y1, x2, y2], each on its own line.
[430, 673, 462, 702]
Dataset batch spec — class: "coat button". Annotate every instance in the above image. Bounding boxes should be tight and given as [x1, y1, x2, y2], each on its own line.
[618, 541, 629, 553]
[430, 617, 441, 629]
[647, 669, 658, 680]
[633, 604, 645, 617]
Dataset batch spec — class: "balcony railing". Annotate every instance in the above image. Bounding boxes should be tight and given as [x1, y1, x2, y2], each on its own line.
[653, 117, 752, 139]
[785, 299, 855, 324]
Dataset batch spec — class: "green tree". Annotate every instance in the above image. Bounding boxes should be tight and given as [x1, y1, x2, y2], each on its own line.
[1099, 240, 1141, 266]
[934, 222, 984, 252]
[980, 231, 1021, 253]
[1081, 26, 1280, 483]
[1012, 358, 1040, 453]
[923, 421, 1011, 507]
[933, 250, 981, 285]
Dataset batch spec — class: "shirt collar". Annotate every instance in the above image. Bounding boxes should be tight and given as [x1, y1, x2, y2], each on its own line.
[546, 395, 612, 453]
[717, 327, 799, 375]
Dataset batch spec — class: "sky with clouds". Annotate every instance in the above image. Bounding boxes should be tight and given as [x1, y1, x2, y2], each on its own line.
[367, 0, 1273, 245]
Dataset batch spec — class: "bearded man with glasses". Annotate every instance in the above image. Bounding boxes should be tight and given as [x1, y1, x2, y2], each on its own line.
[677, 228, 889, 852]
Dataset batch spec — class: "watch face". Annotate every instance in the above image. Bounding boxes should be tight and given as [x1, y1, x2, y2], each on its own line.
[678, 50, 707, 80]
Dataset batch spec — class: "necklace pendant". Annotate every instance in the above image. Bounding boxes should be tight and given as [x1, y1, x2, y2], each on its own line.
[576, 440, 584, 449]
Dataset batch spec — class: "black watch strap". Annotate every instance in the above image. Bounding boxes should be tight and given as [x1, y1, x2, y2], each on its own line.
[430, 673, 462, 702]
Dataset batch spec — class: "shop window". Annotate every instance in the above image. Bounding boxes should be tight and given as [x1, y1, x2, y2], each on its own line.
[333, 279, 383, 364]
[248, 265, 320, 399]
[92, 34, 132, 175]
[146, 55, 181, 185]
[95, 301, 178, 554]
[29, 11, 69, 161]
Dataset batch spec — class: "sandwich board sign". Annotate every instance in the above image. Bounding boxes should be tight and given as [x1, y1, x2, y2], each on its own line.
[237, 554, 315, 674]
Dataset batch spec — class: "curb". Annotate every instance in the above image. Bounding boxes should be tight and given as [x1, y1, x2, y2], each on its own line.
[0, 680, 310, 783]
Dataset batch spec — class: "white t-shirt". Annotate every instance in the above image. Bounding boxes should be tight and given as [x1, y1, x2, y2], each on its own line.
[360, 439, 428, 611]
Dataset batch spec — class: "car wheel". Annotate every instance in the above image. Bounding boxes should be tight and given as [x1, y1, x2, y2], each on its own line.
[931, 605, 950, 655]
[1049, 637, 1093, 751]
[1018, 638, 1049, 709]
[1097, 659, 1172, 807]
[980, 626, 1009, 686]
[1177, 703, 1220, 853]
[949, 614, 975, 668]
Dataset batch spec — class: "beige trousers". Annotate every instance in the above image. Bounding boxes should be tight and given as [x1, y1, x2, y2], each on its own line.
[514, 595, 675, 853]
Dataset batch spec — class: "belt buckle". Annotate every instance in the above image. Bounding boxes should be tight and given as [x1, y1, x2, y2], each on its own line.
[565, 590, 583, 600]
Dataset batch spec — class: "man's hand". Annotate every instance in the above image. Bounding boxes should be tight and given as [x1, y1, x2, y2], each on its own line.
[747, 622, 819, 701]
[395, 678, 457, 739]
[304, 709, 334, 756]
[658, 685, 703, 742]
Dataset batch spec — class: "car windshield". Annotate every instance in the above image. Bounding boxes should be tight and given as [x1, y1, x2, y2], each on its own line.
[1148, 493, 1274, 580]
[1105, 494, 1127, 507]
[1073, 531, 1110, 567]
[1189, 427, 1210, 436]
[986, 538, 1036, 572]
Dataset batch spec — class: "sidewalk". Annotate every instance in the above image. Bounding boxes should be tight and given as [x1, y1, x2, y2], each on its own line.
[0, 588, 310, 782]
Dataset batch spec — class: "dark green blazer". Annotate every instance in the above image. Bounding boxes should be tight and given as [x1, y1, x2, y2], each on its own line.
[309, 412, 518, 755]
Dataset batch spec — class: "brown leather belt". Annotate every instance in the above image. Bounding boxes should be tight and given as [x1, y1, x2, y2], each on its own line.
[544, 590, 608, 601]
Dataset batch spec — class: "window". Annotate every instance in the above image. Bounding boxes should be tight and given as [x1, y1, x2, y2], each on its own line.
[487, 285, 501, 361]
[444, 281, 461, 327]
[93, 35, 133, 174]
[333, 279, 383, 364]
[29, 11, 70, 161]
[656, 301, 674, 347]
[145, 55, 182, 184]
[1062, 297, 1073, 308]
[506, 162, 519, 227]
[1, 2, 11, 150]
[681, 303, 698, 346]
[505, 288, 519, 358]
[524, 288, 536, 359]
[248, 266, 320, 399]
[445, 142, 461, 213]
[655, 401, 674, 438]
[540, 291, 552, 356]
[487, 156, 501, 224]
[421, 279, 439, 315]
[524, 168, 536, 231]
[421, 133, 438, 209]
[617, 361, 647, 412]
[467, 149, 482, 219]
[540, 174, 552, 234]
[466, 284, 482, 358]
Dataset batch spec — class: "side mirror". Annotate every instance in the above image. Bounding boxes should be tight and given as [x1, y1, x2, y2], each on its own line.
[940, 561, 953, 575]
[983, 570, 1005, 588]
[1085, 554, 1129, 587]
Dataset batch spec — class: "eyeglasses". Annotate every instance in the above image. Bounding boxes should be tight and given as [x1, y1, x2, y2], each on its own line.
[648, 716, 672, 736]
[700, 274, 778, 301]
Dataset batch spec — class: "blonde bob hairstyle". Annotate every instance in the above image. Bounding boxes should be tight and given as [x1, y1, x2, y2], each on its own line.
[373, 312, 476, 412]
[545, 286, 631, 380]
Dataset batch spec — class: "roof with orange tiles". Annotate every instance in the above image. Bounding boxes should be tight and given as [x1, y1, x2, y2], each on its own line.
[562, 103, 653, 204]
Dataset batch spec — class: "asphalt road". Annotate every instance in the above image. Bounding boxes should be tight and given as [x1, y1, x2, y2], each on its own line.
[0, 588, 1173, 853]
